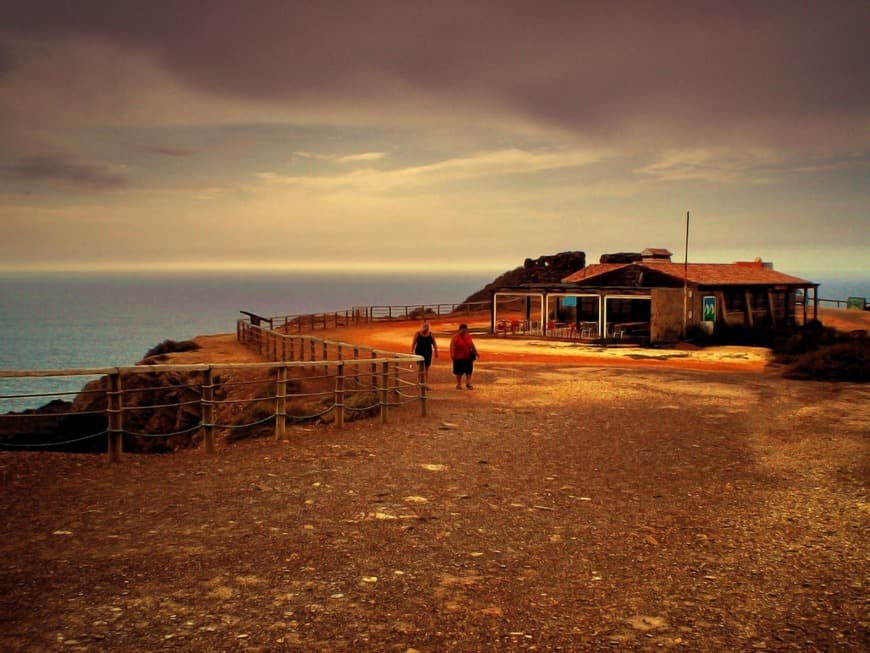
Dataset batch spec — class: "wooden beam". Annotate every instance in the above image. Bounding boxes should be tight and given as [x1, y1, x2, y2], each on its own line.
[767, 290, 777, 327]
[744, 290, 754, 328]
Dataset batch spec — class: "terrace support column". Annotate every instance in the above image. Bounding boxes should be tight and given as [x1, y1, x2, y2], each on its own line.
[744, 290, 755, 328]
[715, 291, 730, 327]
[767, 291, 777, 327]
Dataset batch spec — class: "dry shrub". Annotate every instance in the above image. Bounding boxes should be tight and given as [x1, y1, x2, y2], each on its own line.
[782, 339, 869, 382]
[143, 339, 201, 358]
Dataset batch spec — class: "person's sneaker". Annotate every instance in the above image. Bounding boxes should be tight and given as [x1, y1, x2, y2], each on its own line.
[455, 384, 462, 390]
[466, 384, 474, 389]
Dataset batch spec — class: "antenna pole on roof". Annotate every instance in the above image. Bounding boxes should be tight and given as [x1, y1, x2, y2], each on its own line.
[682, 211, 690, 339]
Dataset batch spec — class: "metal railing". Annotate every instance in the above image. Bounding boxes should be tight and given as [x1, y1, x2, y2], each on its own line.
[245, 300, 492, 334]
[818, 297, 867, 310]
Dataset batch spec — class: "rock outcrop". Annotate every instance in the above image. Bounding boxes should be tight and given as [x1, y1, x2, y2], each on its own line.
[599, 251, 643, 264]
[67, 368, 206, 453]
[457, 251, 586, 308]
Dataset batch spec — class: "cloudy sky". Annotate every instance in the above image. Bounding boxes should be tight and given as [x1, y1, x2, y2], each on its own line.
[1, 1, 867, 278]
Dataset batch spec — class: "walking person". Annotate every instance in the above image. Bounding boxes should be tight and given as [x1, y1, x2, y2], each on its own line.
[410, 320, 438, 387]
[449, 323, 479, 389]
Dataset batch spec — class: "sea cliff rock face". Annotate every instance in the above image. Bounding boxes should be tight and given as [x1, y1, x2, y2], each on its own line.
[0, 400, 71, 438]
[68, 369, 206, 453]
[0, 368, 207, 453]
[458, 251, 586, 307]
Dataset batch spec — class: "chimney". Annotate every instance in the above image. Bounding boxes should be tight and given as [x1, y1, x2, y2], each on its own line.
[641, 248, 673, 262]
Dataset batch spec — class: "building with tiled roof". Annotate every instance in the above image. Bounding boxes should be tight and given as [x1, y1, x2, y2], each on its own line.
[563, 259, 813, 287]
[490, 250, 819, 344]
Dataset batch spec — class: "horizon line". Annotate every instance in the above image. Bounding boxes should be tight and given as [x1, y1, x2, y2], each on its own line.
[0, 261, 512, 275]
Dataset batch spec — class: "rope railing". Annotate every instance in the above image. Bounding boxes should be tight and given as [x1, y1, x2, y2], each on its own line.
[0, 354, 427, 461]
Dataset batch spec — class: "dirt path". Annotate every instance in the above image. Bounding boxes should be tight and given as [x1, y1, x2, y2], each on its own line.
[1, 343, 867, 651]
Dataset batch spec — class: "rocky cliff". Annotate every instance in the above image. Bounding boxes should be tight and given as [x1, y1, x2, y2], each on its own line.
[457, 251, 586, 308]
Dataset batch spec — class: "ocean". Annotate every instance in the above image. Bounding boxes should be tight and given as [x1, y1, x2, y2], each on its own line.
[0, 270, 497, 412]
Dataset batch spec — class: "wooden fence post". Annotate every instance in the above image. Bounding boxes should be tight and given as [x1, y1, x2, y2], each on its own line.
[107, 371, 123, 463]
[275, 366, 287, 440]
[335, 363, 345, 428]
[418, 360, 428, 417]
[371, 351, 378, 388]
[202, 367, 215, 454]
[380, 361, 389, 423]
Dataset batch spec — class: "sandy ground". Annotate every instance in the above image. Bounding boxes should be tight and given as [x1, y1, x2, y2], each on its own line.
[0, 310, 867, 652]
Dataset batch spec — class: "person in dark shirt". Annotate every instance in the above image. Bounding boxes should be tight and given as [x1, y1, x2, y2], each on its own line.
[411, 320, 438, 387]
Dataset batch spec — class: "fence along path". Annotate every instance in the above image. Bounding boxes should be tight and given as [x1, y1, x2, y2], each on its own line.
[1, 326, 426, 462]
[244, 300, 491, 334]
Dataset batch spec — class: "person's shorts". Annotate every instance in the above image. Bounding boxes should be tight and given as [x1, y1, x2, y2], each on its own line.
[452, 358, 473, 375]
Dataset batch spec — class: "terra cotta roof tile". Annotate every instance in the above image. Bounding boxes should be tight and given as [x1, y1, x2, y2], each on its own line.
[562, 261, 814, 286]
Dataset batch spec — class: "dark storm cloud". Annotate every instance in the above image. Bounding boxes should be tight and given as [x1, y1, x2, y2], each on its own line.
[4, 154, 128, 190]
[3, 1, 869, 144]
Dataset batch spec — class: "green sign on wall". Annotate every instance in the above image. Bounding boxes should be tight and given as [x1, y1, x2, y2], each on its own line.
[702, 295, 716, 322]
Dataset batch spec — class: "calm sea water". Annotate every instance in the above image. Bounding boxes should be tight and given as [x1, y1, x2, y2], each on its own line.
[0, 270, 496, 412]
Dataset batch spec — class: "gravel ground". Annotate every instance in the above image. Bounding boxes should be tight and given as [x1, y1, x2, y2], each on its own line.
[1, 351, 867, 652]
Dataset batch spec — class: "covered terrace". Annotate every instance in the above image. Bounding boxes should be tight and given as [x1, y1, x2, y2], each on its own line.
[489, 284, 652, 343]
